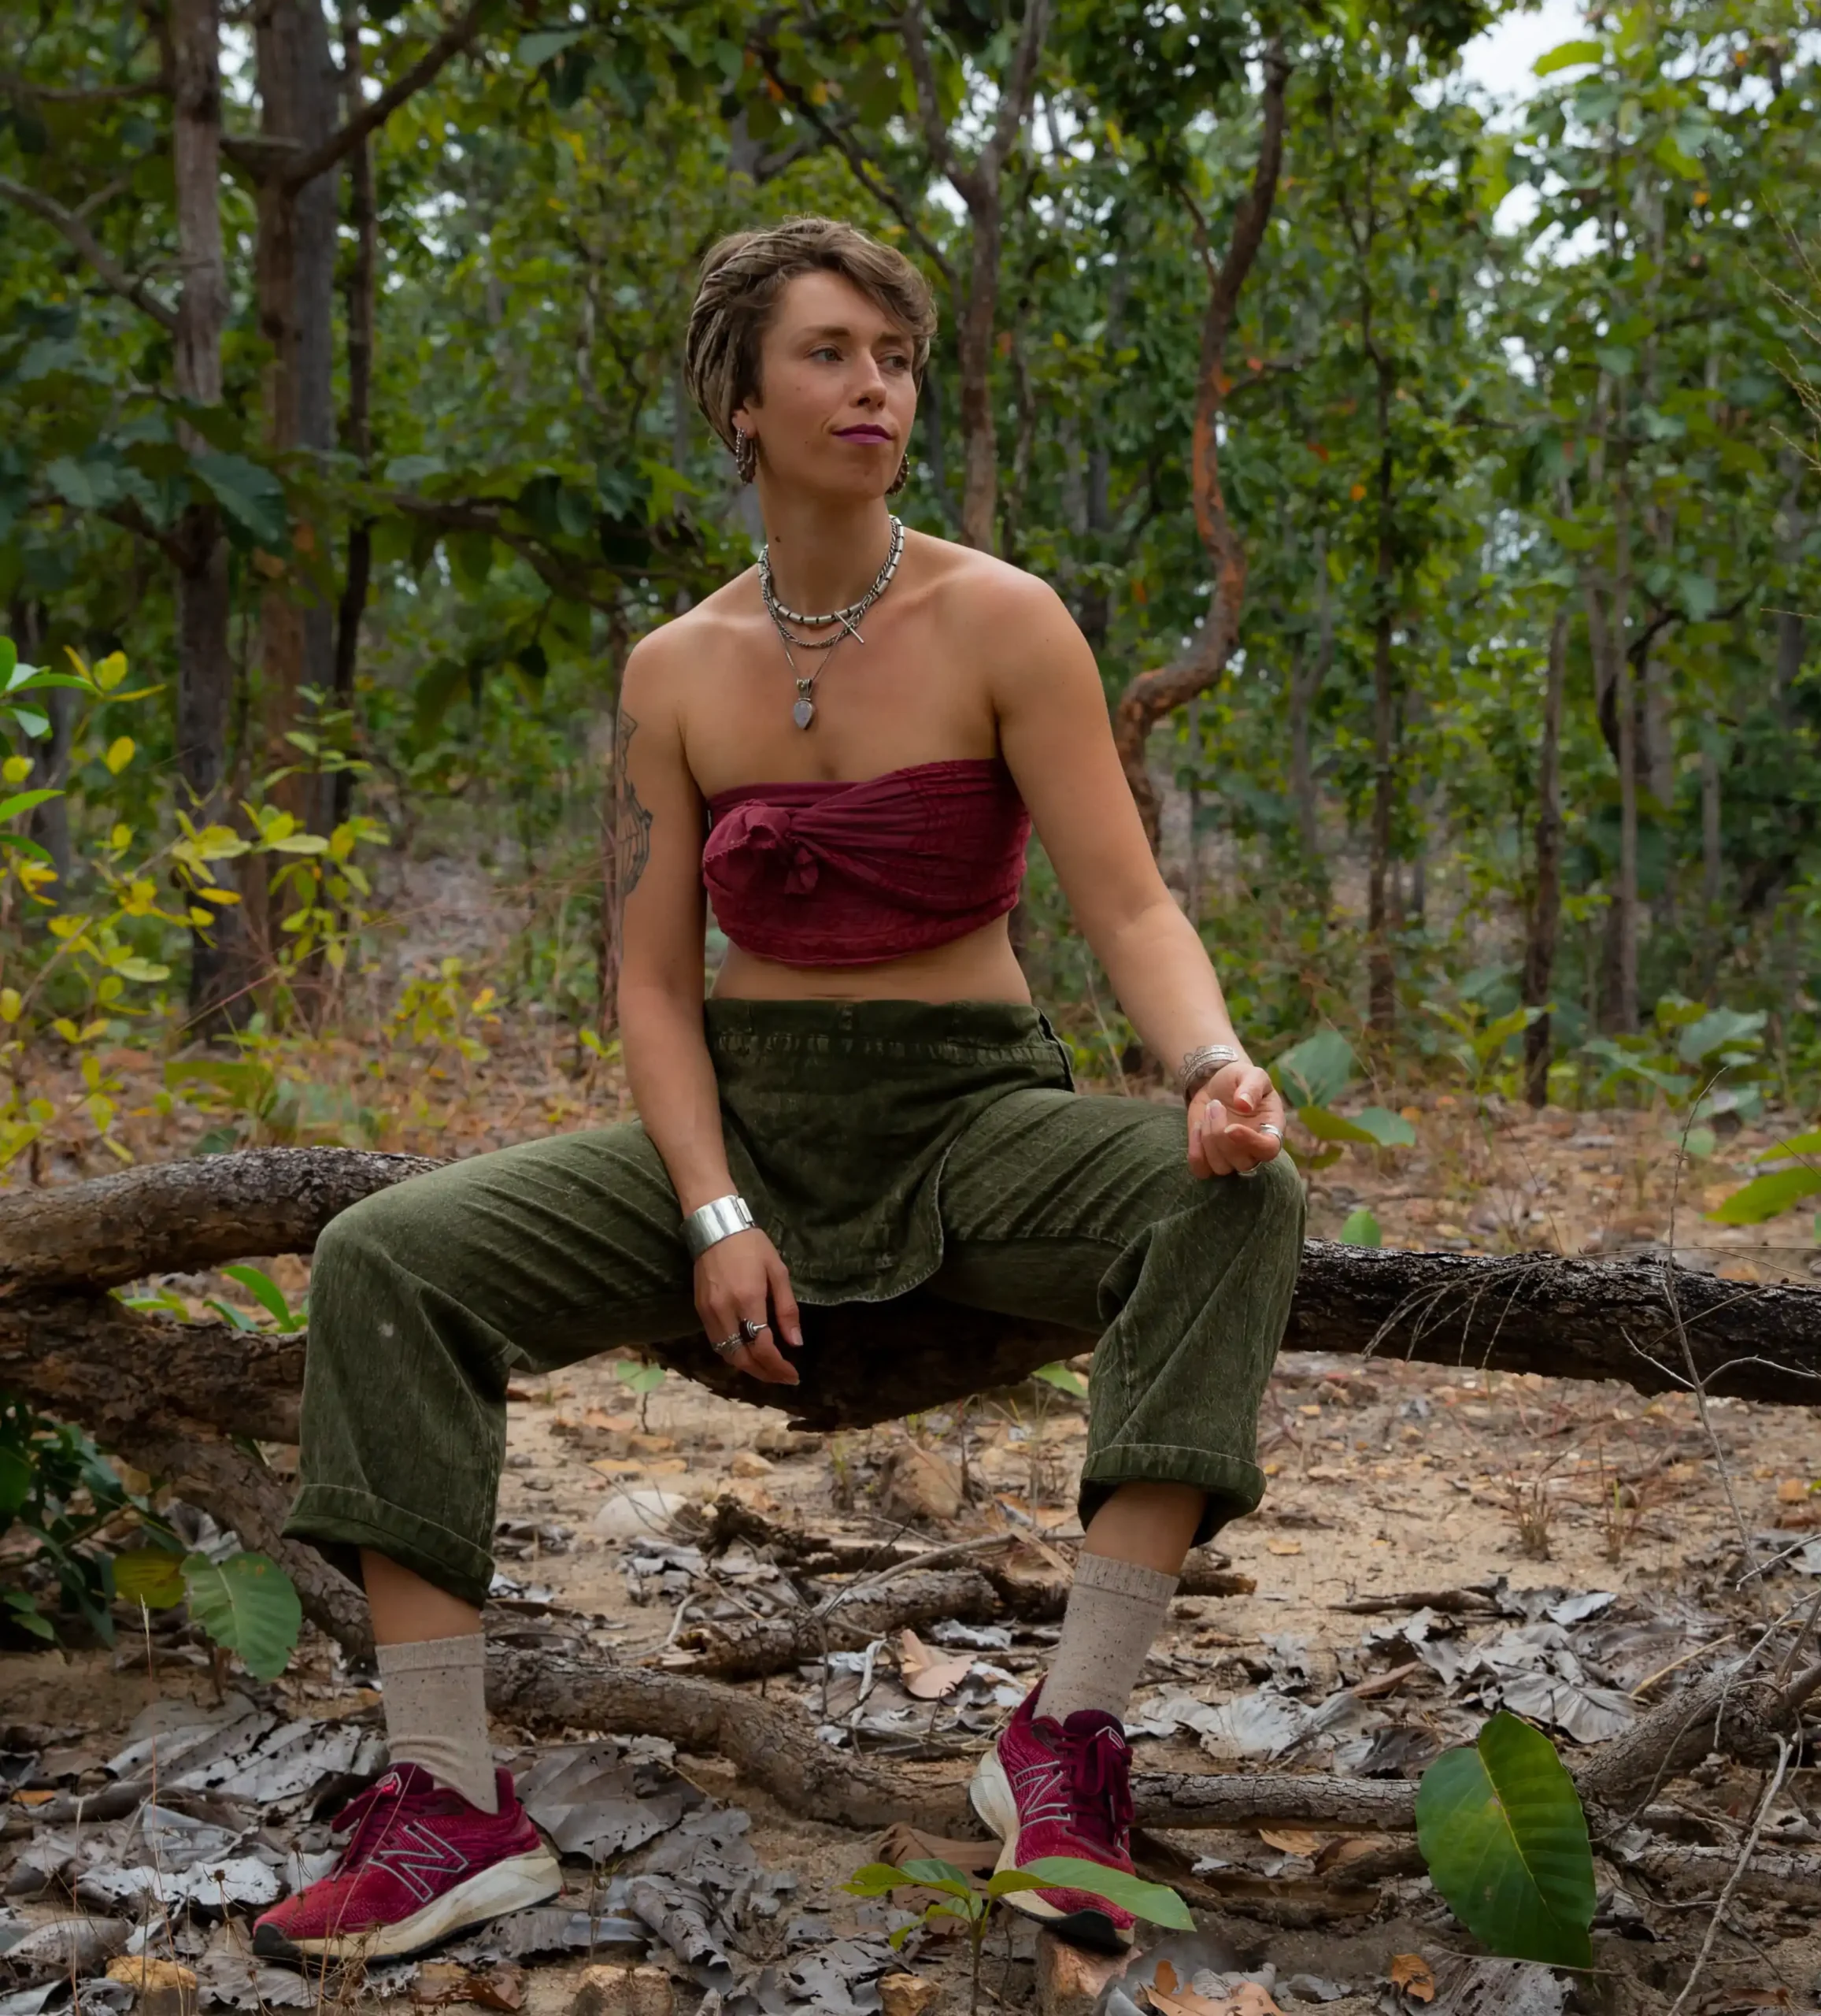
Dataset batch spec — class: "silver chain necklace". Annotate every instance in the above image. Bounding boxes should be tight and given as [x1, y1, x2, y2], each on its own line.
[759, 516, 904, 729]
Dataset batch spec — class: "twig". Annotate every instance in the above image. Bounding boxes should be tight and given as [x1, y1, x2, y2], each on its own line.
[1666, 1736, 1792, 2016]
[816, 1532, 1017, 1615]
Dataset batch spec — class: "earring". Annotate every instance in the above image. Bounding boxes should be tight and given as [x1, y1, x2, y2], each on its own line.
[731, 428, 757, 484]
[888, 452, 910, 495]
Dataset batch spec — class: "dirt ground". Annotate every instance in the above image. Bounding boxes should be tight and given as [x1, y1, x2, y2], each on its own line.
[7, 1010, 1821, 2013]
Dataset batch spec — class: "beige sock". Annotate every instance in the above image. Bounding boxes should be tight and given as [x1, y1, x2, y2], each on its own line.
[376, 1635, 499, 1814]
[1035, 1552, 1179, 1725]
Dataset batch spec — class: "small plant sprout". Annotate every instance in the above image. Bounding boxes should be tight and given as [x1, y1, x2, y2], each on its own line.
[843, 1856, 1191, 2015]
[613, 1358, 665, 1430]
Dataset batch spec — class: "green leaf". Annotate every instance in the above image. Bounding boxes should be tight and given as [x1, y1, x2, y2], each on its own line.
[1679, 1126, 1717, 1161]
[1678, 1007, 1765, 1065]
[192, 452, 288, 547]
[615, 1362, 664, 1395]
[1020, 1858, 1194, 1930]
[220, 1263, 299, 1331]
[1031, 1362, 1087, 1396]
[842, 1862, 912, 1898]
[1760, 1132, 1821, 1161]
[1706, 1167, 1821, 1225]
[518, 27, 586, 65]
[1340, 1207, 1382, 1247]
[1533, 36, 1603, 73]
[3, 1591, 54, 1641]
[983, 1870, 1049, 1896]
[1415, 1710, 1594, 1967]
[181, 1551, 302, 1680]
[0, 1445, 31, 1518]
[113, 1547, 188, 1610]
[204, 1298, 261, 1334]
[1272, 1029, 1355, 1109]
[0, 789, 60, 821]
[1349, 1106, 1417, 1147]
[1298, 1105, 1410, 1147]
[898, 1857, 981, 1899]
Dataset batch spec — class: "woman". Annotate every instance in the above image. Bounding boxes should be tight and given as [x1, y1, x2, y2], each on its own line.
[257, 216, 1301, 1966]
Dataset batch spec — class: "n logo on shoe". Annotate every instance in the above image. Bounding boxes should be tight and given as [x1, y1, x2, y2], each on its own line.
[371, 1823, 471, 1902]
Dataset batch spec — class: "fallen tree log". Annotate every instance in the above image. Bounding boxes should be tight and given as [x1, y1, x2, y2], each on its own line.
[6, 1149, 1821, 1441]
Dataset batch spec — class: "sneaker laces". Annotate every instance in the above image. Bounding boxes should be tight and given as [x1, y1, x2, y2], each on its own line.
[1058, 1719, 1134, 1858]
[327, 1774, 413, 1873]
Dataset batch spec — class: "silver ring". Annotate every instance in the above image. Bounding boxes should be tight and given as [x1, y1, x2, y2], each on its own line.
[712, 1333, 745, 1360]
[740, 1317, 770, 1343]
[1258, 1122, 1282, 1140]
[1237, 1166, 1259, 1180]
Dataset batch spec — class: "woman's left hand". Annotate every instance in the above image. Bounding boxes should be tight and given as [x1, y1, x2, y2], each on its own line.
[1187, 1061, 1286, 1180]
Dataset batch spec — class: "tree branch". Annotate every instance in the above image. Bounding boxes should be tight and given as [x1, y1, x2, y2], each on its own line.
[278, 0, 494, 191]
[0, 174, 177, 331]
[899, 1, 963, 190]
[753, 50, 953, 285]
[984, 0, 1052, 172]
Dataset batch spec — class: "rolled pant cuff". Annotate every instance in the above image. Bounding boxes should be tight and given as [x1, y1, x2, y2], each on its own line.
[284, 1484, 495, 1610]
[1077, 1445, 1267, 1549]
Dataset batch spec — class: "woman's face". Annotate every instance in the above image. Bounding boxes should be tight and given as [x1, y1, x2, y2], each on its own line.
[732, 269, 917, 502]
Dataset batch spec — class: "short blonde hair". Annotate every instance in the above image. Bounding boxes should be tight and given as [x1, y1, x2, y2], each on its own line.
[683, 217, 938, 454]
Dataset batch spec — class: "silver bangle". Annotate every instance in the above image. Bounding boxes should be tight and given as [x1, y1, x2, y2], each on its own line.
[1175, 1043, 1241, 1103]
[683, 1193, 755, 1259]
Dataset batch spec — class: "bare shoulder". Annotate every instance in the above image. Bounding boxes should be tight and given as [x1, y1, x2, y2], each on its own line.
[620, 569, 760, 720]
[913, 532, 1094, 709]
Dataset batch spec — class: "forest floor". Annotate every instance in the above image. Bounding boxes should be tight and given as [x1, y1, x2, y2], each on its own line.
[5, 989, 1821, 2015]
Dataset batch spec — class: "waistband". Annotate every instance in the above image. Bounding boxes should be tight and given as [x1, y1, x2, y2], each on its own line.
[703, 995, 1061, 1063]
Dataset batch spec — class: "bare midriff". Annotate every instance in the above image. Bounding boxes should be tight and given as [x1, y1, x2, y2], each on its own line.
[712, 917, 1031, 1005]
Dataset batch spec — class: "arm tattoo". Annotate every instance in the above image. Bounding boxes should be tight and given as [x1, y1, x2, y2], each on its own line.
[613, 711, 653, 904]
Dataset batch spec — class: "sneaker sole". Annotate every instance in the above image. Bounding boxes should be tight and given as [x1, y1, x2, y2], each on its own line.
[969, 1748, 1134, 1954]
[254, 1848, 562, 1963]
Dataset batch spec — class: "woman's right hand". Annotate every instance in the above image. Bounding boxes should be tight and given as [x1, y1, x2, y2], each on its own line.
[694, 1228, 803, 1385]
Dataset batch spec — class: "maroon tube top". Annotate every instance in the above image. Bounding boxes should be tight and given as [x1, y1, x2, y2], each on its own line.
[702, 757, 1031, 967]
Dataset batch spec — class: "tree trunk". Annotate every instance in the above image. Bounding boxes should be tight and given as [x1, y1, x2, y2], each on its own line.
[954, 195, 1005, 553]
[1287, 532, 1334, 879]
[253, 0, 341, 832]
[1112, 46, 1290, 852]
[901, 0, 1052, 557]
[1365, 357, 1397, 1034]
[1523, 610, 1567, 1106]
[171, 0, 246, 1029]
[12, 1151, 1821, 1440]
[329, 0, 376, 839]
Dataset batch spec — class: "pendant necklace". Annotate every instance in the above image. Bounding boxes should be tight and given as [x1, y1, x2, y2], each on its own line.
[760, 515, 904, 728]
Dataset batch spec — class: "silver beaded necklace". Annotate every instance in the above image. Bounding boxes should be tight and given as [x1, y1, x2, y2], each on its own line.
[759, 515, 905, 729]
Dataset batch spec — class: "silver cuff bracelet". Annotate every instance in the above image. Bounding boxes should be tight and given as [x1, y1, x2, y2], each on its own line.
[683, 1193, 755, 1259]
[1175, 1043, 1242, 1103]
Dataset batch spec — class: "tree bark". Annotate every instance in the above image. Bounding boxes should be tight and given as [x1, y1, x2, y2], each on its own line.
[10, 1153, 1821, 1442]
[1286, 532, 1334, 879]
[170, 0, 246, 1028]
[901, 0, 1051, 555]
[1523, 610, 1567, 1106]
[1365, 350, 1397, 1034]
[1112, 43, 1290, 853]
[253, 0, 342, 858]
[329, 0, 376, 839]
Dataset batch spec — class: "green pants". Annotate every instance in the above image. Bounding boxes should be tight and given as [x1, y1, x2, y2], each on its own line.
[286, 1001, 1304, 1606]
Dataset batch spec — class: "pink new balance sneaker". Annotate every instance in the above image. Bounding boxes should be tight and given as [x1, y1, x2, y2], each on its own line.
[254, 1763, 561, 1962]
[969, 1686, 1138, 1953]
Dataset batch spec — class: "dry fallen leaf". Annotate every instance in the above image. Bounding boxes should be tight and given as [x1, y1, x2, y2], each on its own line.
[1264, 1538, 1303, 1556]
[899, 1629, 976, 1700]
[584, 1408, 638, 1432]
[1259, 1828, 1325, 1856]
[1777, 1478, 1812, 1503]
[1315, 1834, 1391, 1873]
[1390, 1953, 1436, 2002]
[1146, 1979, 1283, 2016]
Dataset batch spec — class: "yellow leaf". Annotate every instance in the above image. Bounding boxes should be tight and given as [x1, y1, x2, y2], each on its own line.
[52, 1017, 80, 1042]
[104, 736, 135, 774]
[1265, 1537, 1303, 1555]
[0, 988, 20, 1023]
[1, 756, 29, 784]
[109, 823, 133, 850]
[93, 650, 128, 691]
